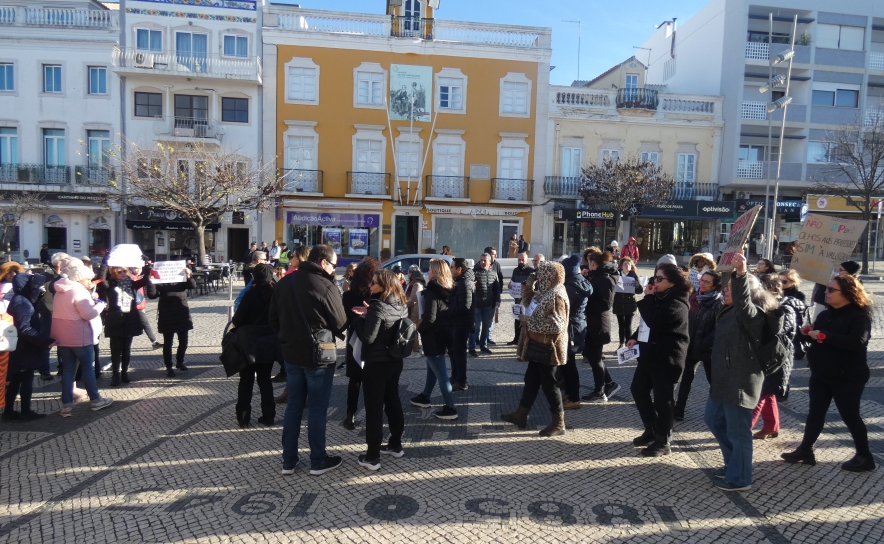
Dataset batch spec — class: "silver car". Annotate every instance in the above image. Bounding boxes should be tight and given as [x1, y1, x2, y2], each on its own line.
[382, 254, 453, 279]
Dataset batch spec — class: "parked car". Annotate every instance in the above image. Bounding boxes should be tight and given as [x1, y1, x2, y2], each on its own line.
[382, 254, 454, 278]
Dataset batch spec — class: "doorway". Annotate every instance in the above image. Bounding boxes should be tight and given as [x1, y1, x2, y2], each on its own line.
[499, 221, 519, 256]
[228, 228, 250, 262]
[394, 216, 419, 256]
[553, 221, 566, 257]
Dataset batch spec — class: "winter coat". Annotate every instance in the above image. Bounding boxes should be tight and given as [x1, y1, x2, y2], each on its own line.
[147, 277, 197, 334]
[406, 281, 425, 323]
[584, 262, 618, 348]
[51, 277, 105, 347]
[633, 285, 690, 383]
[510, 264, 535, 303]
[806, 303, 871, 383]
[231, 283, 280, 366]
[96, 273, 151, 339]
[355, 294, 408, 365]
[688, 291, 724, 363]
[7, 273, 53, 373]
[342, 288, 369, 378]
[473, 268, 500, 308]
[761, 301, 796, 396]
[622, 237, 640, 261]
[268, 261, 347, 369]
[783, 286, 806, 303]
[709, 273, 771, 409]
[451, 269, 475, 326]
[508, 239, 519, 258]
[517, 261, 569, 366]
[612, 270, 641, 316]
[563, 261, 592, 354]
[781, 294, 809, 359]
[418, 280, 452, 357]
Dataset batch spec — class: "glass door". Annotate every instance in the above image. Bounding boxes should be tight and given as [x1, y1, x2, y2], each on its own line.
[500, 220, 519, 256]
[176, 32, 208, 73]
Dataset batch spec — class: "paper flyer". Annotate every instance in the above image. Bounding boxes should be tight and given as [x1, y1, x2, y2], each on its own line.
[617, 345, 640, 365]
[637, 318, 650, 342]
[349, 228, 368, 256]
[512, 304, 522, 319]
[322, 228, 342, 255]
[510, 283, 522, 299]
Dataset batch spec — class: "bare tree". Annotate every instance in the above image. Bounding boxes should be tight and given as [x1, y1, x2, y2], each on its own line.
[579, 156, 676, 241]
[810, 104, 884, 274]
[108, 141, 279, 265]
[0, 191, 50, 257]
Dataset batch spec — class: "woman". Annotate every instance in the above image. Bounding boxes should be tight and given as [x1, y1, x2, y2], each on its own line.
[782, 275, 875, 472]
[811, 260, 859, 320]
[341, 262, 358, 293]
[675, 270, 723, 422]
[283, 245, 310, 276]
[3, 273, 53, 421]
[705, 253, 777, 491]
[52, 258, 113, 417]
[688, 253, 716, 294]
[340, 257, 379, 430]
[0, 261, 24, 412]
[146, 266, 196, 377]
[629, 263, 691, 457]
[274, 265, 287, 281]
[622, 237, 640, 262]
[755, 259, 776, 274]
[97, 265, 151, 386]
[779, 269, 808, 360]
[508, 234, 519, 258]
[501, 261, 570, 436]
[230, 264, 280, 427]
[405, 266, 426, 358]
[352, 270, 408, 470]
[441, 246, 453, 256]
[581, 252, 620, 403]
[560, 254, 591, 410]
[410, 259, 459, 420]
[612, 257, 641, 348]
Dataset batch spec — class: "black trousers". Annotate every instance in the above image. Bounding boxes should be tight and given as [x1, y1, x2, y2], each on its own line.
[362, 359, 404, 460]
[520, 360, 564, 414]
[801, 373, 871, 456]
[512, 319, 522, 342]
[139, 310, 157, 343]
[237, 362, 275, 420]
[162, 330, 189, 369]
[561, 342, 581, 401]
[450, 325, 470, 384]
[675, 358, 708, 414]
[110, 336, 133, 374]
[5, 369, 34, 414]
[631, 362, 679, 444]
[616, 314, 634, 345]
[585, 341, 612, 394]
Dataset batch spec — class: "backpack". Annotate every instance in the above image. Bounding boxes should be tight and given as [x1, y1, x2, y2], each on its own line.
[386, 317, 418, 359]
[741, 308, 789, 376]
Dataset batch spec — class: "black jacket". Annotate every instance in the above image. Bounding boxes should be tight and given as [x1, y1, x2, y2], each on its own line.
[783, 286, 806, 303]
[147, 277, 197, 334]
[97, 273, 151, 339]
[762, 301, 796, 396]
[418, 280, 452, 357]
[268, 261, 347, 369]
[473, 268, 501, 308]
[634, 287, 691, 382]
[510, 264, 535, 302]
[806, 303, 871, 382]
[564, 269, 592, 354]
[7, 273, 53, 374]
[355, 294, 408, 364]
[612, 270, 641, 316]
[342, 288, 370, 378]
[584, 262, 618, 346]
[231, 282, 280, 366]
[688, 292, 724, 362]
[451, 269, 475, 325]
[489, 259, 504, 286]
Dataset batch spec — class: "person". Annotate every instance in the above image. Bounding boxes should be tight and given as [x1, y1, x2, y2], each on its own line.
[755, 259, 776, 274]
[607, 240, 620, 258]
[135, 275, 163, 350]
[449, 257, 474, 391]
[483, 246, 504, 345]
[688, 253, 716, 293]
[518, 235, 530, 255]
[501, 261, 570, 436]
[779, 269, 805, 302]
[469, 253, 500, 356]
[274, 265, 287, 281]
[675, 270, 723, 421]
[0, 261, 24, 412]
[392, 265, 405, 288]
[352, 270, 408, 471]
[277, 243, 291, 269]
[778, 269, 809, 360]
[243, 242, 257, 264]
[341, 262, 358, 293]
[441, 246, 453, 256]
[340, 257, 379, 430]
[704, 252, 777, 492]
[580, 247, 599, 272]
[259, 241, 270, 256]
[582, 251, 620, 403]
[508, 234, 519, 258]
[52, 258, 113, 417]
[405, 266, 426, 358]
[811, 260, 859, 320]
[40, 244, 51, 266]
[508, 252, 535, 345]
[622, 237, 639, 262]
[782, 274, 875, 472]
[284, 245, 310, 276]
[97, 264, 152, 386]
[533, 253, 545, 271]
[269, 244, 347, 476]
[560, 254, 591, 410]
[146, 265, 197, 377]
[411, 259, 459, 420]
[41, 252, 72, 382]
[269, 240, 281, 265]
[3, 273, 53, 421]
[613, 257, 641, 348]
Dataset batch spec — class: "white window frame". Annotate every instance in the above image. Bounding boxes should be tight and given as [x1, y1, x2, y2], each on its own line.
[640, 151, 660, 165]
[817, 23, 865, 51]
[351, 124, 387, 174]
[0, 127, 18, 165]
[395, 128, 423, 180]
[284, 57, 319, 106]
[561, 146, 583, 177]
[0, 62, 14, 93]
[676, 153, 696, 186]
[86, 129, 111, 168]
[135, 28, 163, 52]
[43, 64, 63, 94]
[283, 120, 319, 172]
[601, 149, 620, 162]
[87, 66, 108, 96]
[222, 34, 249, 58]
[625, 73, 639, 89]
[499, 72, 532, 118]
[435, 67, 468, 115]
[496, 132, 530, 179]
[432, 129, 466, 176]
[43, 128, 65, 166]
[353, 62, 386, 110]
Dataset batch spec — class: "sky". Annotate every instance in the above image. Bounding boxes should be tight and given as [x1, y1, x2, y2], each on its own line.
[278, 0, 713, 86]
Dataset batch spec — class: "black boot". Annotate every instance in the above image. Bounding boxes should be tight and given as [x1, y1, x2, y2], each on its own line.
[633, 429, 655, 447]
[120, 371, 130, 384]
[781, 447, 817, 466]
[176, 361, 188, 372]
[341, 413, 356, 430]
[166, 367, 176, 378]
[236, 405, 251, 427]
[111, 372, 121, 386]
[842, 454, 876, 472]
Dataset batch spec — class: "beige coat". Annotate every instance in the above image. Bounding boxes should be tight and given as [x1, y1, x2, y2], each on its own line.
[508, 239, 519, 258]
[517, 261, 569, 366]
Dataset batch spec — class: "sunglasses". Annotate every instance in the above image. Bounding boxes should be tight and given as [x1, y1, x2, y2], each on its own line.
[825, 287, 841, 293]
[654, 275, 666, 283]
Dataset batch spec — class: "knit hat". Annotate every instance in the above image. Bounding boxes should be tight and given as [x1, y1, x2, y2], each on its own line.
[609, 240, 619, 247]
[252, 263, 275, 284]
[60, 257, 93, 282]
[657, 254, 678, 266]
[840, 260, 860, 276]
[562, 254, 581, 276]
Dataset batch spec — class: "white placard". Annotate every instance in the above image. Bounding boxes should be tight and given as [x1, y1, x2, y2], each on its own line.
[689, 269, 701, 291]
[348, 333, 365, 369]
[106, 244, 146, 268]
[615, 276, 639, 294]
[151, 260, 188, 284]
[509, 283, 522, 299]
[617, 345, 640, 365]
[512, 304, 522, 319]
[637, 318, 650, 343]
[524, 300, 538, 317]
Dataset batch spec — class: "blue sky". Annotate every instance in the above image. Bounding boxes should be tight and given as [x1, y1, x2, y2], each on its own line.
[279, 0, 712, 85]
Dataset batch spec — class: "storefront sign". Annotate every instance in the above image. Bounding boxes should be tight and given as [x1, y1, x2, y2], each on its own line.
[718, 205, 762, 272]
[424, 206, 524, 217]
[556, 209, 616, 221]
[390, 64, 433, 122]
[286, 212, 379, 228]
[791, 213, 868, 285]
[807, 195, 884, 213]
[736, 199, 802, 220]
[641, 201, 735, 218]
[40, 192, 107, 203]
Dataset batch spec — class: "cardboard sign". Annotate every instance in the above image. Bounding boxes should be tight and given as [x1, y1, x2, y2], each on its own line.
[150, 260, 188, 284]
[718, 205, 762, 272]
[510, 283, 522, 299]
[689, 269, 701, 291]
[615, 275, 639, 294]
[791, 213, 868, 285]
[512, 304, 522, 319]
[617, 345, 640, 365]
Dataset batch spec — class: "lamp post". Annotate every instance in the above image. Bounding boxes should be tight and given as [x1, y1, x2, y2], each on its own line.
[562, 20, 581, 81]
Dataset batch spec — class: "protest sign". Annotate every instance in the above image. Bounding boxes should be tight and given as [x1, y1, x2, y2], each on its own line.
[718, 205, 762, 272]
[151, 261, 188, 284]
[617, 345, 640, 365]
[791, 213, 867, 285]
[615, 275, 639, 294]
[511, 304, 522, 319]
[510, 283, 522, 299]
[106, 244, 146, 268]
[689, 269, 701, 291]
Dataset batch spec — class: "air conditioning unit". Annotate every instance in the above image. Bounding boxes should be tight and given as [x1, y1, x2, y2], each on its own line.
[134, 52, 154, 69]
[737, 191, 751, 199]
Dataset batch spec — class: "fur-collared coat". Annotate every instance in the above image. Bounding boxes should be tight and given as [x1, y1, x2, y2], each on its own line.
[517, 261, 570, 366]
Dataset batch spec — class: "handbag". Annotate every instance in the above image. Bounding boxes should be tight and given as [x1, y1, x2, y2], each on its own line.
[293, 277, 337, 367]
[525, 336, 554, 365]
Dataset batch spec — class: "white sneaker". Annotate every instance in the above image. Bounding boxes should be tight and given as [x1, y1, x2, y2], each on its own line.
[72, 387, 87, 402]
[100, 362, 112, 371]
[91, 398, 113, 411]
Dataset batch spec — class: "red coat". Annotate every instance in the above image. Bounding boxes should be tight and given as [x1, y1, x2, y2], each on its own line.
[623, 239, 640, 261]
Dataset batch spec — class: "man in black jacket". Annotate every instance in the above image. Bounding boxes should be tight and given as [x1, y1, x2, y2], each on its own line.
[470, 253, 500, 356]
[269, 244, 347, 476]
[483, 246, 504, 345]
[507, 252, 534, 345]
[449, 258, 474, 391]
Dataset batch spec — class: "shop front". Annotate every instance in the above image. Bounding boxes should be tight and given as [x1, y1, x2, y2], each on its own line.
[126, 206, 220, 262]
[285, 210, 381, 265]
[634, 200, 735, 261]
[735, 199, 803, 255]
[424, 205, 528, 259]
[552, 207, 617, 257]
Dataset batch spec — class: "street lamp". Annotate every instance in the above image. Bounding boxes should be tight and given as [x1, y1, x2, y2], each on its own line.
[562, 20, 581, 81]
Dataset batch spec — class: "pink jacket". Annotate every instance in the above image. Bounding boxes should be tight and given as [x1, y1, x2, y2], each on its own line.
[51, 278, 106, 347]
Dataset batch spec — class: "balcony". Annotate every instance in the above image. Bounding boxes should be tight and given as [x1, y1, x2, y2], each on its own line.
[281, 169, 323, 194]
[544, 176, 582, 198]
[741, 101, 806, 123]
[491, 178, 533, 202]
[669, 183, 719, 200]
[425, 175, 469, 199]
[865, 109, 884, 127]
[154, 116, 222, 143]
[391, 15, 434, 39]
[75, 166, 114, 186]
[615, 88, 658, 111]
[741, 101, 767, 121]
[737, 161, 803, 181]
[871, 52, 884, 71]
[0, 7, 117, 28]
[0, 164, 70, 184]
[745, 42, 770, 61]
[111, 47, 262, 83]
[347, 171, 391, 197]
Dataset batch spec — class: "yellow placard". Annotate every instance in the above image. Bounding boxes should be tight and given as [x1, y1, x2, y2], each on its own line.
[791, 213, 868, 285]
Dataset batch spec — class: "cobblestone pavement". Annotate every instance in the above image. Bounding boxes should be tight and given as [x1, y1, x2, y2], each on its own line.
[2, 281, 884, 544]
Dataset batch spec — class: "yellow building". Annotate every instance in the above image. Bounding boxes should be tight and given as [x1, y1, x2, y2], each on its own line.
[262, 2, 552, 262]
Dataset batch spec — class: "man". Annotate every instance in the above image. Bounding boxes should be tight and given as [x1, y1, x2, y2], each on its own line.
[243, 242, 257, 264]
[533, 253, 545, 270]
[240, 251, 266, 291]
[259, 241, 270, 258]
[269, 244, 347, 476]
[518, 235, 530, 255]
[277, 242, 290, 268]
[449, 257, 474, 391]
[482, 246, 503, 345]
[40, 244, 51, 267]
[507, 252, 534, 345]
[470, 253, 500, 356]
[269, 240, 281, 265]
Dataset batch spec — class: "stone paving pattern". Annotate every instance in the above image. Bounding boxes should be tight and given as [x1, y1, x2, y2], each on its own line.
[1, 277, 884, 543]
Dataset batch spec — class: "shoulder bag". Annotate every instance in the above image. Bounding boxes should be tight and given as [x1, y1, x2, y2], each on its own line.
[293, 277, 338, 367]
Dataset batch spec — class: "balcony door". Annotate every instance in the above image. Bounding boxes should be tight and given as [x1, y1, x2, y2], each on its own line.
[44, 129, 65, 167]
[401, 0, 422, 36]
[561, 147, 582, 177]
[174, 94, 209, 133]
[176, 32, 208, 73]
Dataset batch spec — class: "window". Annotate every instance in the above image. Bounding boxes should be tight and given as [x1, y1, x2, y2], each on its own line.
[43, 64, 62, 93]
[817, 24, 864, 51]
[747, 30, 791, 44]
[221, 97, 248, 123]
[397, 141, 421, 178]
[601, 149, 620, 162]
[175, 32, 208, 72]
[136, 28, 162, 52]
[640, 151, 659, 165]
[439, 77, 463, 110]
[194, 160, 208, 184]
[434, 143, 463, 176]
[676, 153, 696, 186]
[287, 135, 315, 170]
[137, 158, 160, 179]
[288, 67, 316, 102]
[625, 74, 638, 89]
[223, 35, 248, 58]
[87, 130, 110, 168]
[501, 81, 528, 114]
[43, 129, 65, 166]
[0, 63, 12, 91]
[812, 89, 859, 108]
[355, 139, 383, 172]
[738, 144, 778, 161]
[174, 94, 208, 122]
[807, 141, 849, 163]
[0, 128, 17, 164]
[88, 66, 107, 95]
[135, 92, 162, 118]
[356, 71, 383, 105]
[562, 147, 582, 177]
[499, 147, 525, 179]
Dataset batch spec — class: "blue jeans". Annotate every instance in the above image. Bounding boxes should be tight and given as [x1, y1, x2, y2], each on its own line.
[282, 363, 335, 470]
[704, 396, 754, 487]
[423, 355, 456, 408]
[59, 346, 101, 407]
[469, 306, 495, 350]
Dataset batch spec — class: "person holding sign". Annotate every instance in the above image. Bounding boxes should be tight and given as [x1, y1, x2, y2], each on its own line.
[146, 264, 197, 377]
[613, 257, 642, 349]
[581, 251, 620, 403]
[97, 262, 153, 386]
[507, 253, 535, 346]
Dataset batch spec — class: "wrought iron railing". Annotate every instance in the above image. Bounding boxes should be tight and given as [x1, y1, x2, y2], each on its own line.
[616, 88, 658, 110]
[544, 176, 583, 198]
[347, 171, 391, 196]
[491, 178, 533, 201]
[281, 169, 323, 193]
[425, 175, 469, 199]
[154, 116, 221, 140]
[669, 183, 719, 200]
[391, 15, 434, 39]
[111, 46, 262, 82]
[0, 164, 70, 184]
[75, 166, 114, 185]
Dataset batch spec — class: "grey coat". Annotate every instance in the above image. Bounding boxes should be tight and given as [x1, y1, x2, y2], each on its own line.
[709, 273, 766, 410]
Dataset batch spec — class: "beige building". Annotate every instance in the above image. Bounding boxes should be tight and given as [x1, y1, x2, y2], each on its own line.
[544, 58, 727, 261]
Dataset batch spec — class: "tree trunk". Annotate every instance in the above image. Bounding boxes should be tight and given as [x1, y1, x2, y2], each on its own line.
[196, 225, 207, 267]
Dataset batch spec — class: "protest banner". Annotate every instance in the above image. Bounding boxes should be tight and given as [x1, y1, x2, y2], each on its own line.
[689, 269, 701, 291]
[151, 260, 188, 284]
[615, 275, 639, 294]
[718, 205, 762, 272]
[509, 283, 522, 299]
[511, 304, 522, 319]
[791, 213, 868, 286]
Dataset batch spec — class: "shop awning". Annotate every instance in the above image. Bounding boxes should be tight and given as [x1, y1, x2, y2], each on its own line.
[125, 220, 221, 232]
